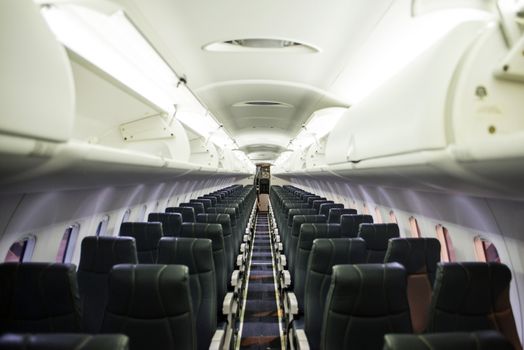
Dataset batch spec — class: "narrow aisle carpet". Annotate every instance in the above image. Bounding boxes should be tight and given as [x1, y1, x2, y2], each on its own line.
[239, 213, 283, 350]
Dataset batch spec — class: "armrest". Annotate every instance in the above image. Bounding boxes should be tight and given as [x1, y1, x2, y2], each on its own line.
[231, 270, 241, 288]
[281, 270, 291, 288]
[222, 292, 238, 315]
[209, 329, 225, 350]
[285, 292, 299, 316]
[295, 329, 310, 350]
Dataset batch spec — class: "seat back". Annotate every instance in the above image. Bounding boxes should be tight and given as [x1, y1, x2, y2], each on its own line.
[78, 236, 138, 333]
[284, 208, 317, 255]
[200, 196, 217, 206]
[206, 207, 239, 249]
[307, 196, 324, 206]
[157, 238, 216, 350]
[196, 213, 234, 278]
[384, 237, 440, 333]
[190, 199, 212, 210]
[358, 223, 400, 263]
[148, 213, 182, 237]
[179, 223, 227, 312]
[101, 264, 195, 350]
[383, 330, 513, 350]
[166, 206, 195, 222]
[304, 238, 366, 349]
[0, 263, 82, 333]
[0, 334, 130, 350]
[320, 263, 411, 350]
[294, 223, 341, 310]
[318, 203, 344, 218]
[180, 202, 205, 215]
[119, 222, 163, 263]
[427, 262, 521, 350]
[312, 200, 333, 213]
[339, 214, 374, 237]
[327, 208, 357, 223]
[289, 215, 327, 277]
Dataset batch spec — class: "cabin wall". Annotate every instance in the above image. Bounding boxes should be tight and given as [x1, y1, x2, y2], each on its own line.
[0, 175, 241, 266]
[276, 174, 524, 342]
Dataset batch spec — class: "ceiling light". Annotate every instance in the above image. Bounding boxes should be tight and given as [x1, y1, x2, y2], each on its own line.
[203, 38, 319, 53]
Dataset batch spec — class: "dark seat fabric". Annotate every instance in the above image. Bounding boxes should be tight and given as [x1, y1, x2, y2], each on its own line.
[191, 199, 212, 210]
[312, 200, 333, 213]
[320, 263, 411, 350]
[383, 331, 513, 350]
[148, 212, 182, 236]
[180, 202, 205, 216]
[196, 213, 235, 282]
[327, 208, 357, 224]
[427, 262, 521, 350]
[78, 236, 138, 333]
[289, 215, 327, 280]
[0, 263, 82, 334]
[179, 223, 227, 312]
[166, 206, 196, 222]
[340, 214, 374, 237]
[318, 203, 344, 218]
[284, 208, 317, 255]
[100, 264, 195, 350]
[294, 223, 341, 311]
[0, 333, 130, 350]
[157, 238, 216, 350]
[200, 196, 217, 206]
[384, 237, 441, 333]
[119, 222, 163, 263]
[206, 207, 240, 250]
[358, 223, 400, 263]
[304, 238, 367, 350]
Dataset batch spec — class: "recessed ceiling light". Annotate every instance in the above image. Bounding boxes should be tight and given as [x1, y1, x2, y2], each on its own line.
[203, 38, 319, 53]
[232, 100, 294, 108]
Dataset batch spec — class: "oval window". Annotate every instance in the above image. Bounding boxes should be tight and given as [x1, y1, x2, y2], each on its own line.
[4, 236, 36, 262]
[436, 224, 456, 262]
[56, 223, 80, 263]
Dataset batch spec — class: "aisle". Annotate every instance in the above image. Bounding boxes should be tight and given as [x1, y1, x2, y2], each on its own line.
[238, 212, 284, 350]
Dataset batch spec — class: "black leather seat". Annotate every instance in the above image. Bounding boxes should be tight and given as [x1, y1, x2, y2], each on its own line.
[166, 206, 196, 222]
[294, 223, 341, 310]
[340, 214, 374, 237]
[200, 196, 217, 206]
[284, 208, 317, 255]
[179, 222, 227, 314]
[148, 212, 183, 236]
[100, 264, 195, 350]
[119, 222, 163, 263]
[327, 208, 357, 223]
[0, 333, 130, 350]
[157, 238, 216, 350]
[312, 200, 333, 213]
[318, 203, 344, 218]
[288, 214, 327, 279]
[77, 236, 138, 333]
[206, 207, 240, 250]
[383, 330, 513, 350]
[180, 202, 205, 216]
[384, 237, 440, 333]
[320, 263, 411, 350]
[427, 262, 521, 350]
[358, 223, 400, 263]
[0, 263, 82, 333]
[196, 213, 235, 282]
[190, 198, 213, 210]
[304, 238, 366, 349]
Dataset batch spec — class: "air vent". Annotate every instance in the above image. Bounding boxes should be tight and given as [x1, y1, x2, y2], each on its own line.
[203, 38, 319, 53]
[233, 101, 294, 108]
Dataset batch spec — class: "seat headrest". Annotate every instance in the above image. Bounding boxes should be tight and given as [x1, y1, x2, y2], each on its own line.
[358, 223, 400, 250]
[180, 223, 223, 251]
[291, 215, 327, 237]
[312, 200, 334, 211]
[287, 208, 317, 227]
[309, 238, 366, 274]
[79, 236, 137, 274]
[180, 202, 205, 215]
[340, 214, 374, 238]
[0, 333, 130, 350]
[200, 196, 217, 206]
[298, 223, 341, 249]
[319, 203, 344, 217]
[119, 222, 163, 252]
[431, 262, 512, 315]
[147, 213, 182, 236]
[190, 199, 212, 209]
[0, 262, 81, 332]
[329, 262, 408, 316]
[196, 213, 231, 226]
[157, 237, 214, 273]
[307, 196, 324, 205]
[165, 207, 195, 222]
[107, 264, 191, 319]
[205, 207, 237, 225]
[385, 238, 440, 282]
[327, 208, 358, 223]
[383, 331, 513, 350]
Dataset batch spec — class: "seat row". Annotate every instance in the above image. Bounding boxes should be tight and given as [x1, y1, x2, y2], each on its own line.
[269, 185, 521, 350]
[0, 184, 257, 350]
